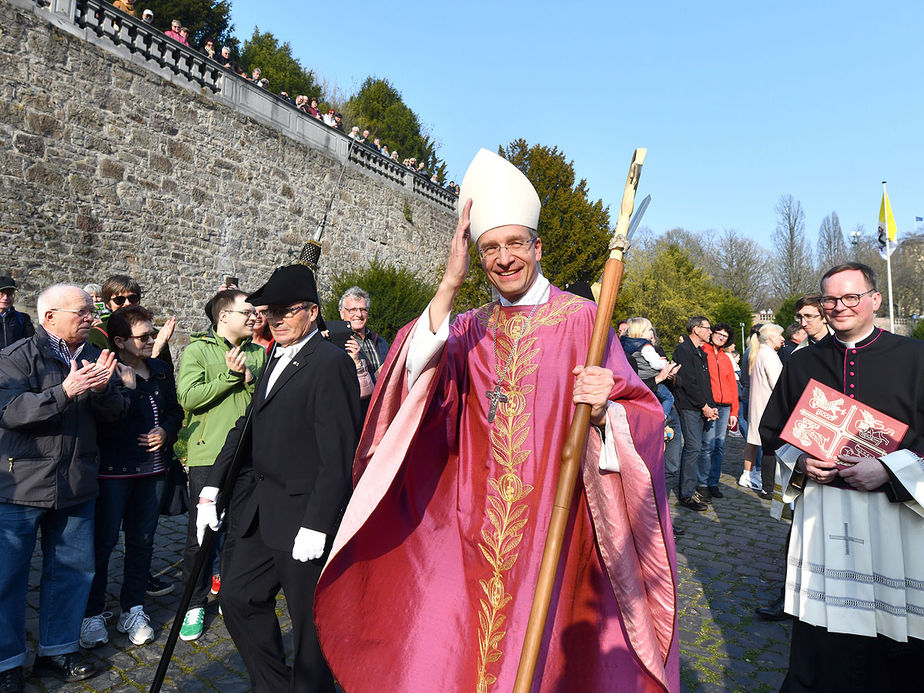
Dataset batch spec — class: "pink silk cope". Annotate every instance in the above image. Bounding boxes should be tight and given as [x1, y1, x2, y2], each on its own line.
[315, 288, 679, 692]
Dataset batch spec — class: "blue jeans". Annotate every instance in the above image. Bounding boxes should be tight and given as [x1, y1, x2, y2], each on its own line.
[0, 500, 95, 671]
[86, 474, 166, 616]
[678, 408, 708, 499]
[662, 406, 682, 496]
[656, 384, 675, 419]
[699, 405, 731, 487]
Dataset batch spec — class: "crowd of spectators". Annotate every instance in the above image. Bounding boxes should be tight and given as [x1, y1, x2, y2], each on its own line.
[110, 3, 458, 193]
[0, 270, 393, 689]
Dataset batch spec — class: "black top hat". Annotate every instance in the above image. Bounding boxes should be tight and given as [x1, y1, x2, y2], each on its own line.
[247, 265, 320, 307]
[0, 276, 17, 291]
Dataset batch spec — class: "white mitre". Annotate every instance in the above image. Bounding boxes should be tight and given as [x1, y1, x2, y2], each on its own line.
[458, 149, 541, 242]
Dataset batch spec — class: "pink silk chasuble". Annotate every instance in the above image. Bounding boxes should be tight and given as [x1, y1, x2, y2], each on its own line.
[315, 288, 679, 692]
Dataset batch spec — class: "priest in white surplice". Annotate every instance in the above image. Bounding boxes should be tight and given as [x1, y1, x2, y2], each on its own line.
[760, 262, 924, 693]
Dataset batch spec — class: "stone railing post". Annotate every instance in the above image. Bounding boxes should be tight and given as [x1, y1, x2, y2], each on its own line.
[48, 0, 77, 19]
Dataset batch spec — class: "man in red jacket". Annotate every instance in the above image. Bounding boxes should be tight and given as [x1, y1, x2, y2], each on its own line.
[698, 322, 739, 499]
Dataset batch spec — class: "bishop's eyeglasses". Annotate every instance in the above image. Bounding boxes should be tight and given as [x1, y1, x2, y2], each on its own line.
[477, 237, 537, 260]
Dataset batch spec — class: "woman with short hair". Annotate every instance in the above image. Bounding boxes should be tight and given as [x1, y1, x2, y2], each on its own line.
[80, 306, 183, 649]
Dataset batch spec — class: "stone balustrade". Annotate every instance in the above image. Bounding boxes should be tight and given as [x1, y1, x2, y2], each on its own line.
[16, 0, 456, 211]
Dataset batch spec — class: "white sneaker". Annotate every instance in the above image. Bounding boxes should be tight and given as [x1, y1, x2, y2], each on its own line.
[737, 470, 752, 488]
[117, 605, 155, 645]
[79, 612, 111, 649]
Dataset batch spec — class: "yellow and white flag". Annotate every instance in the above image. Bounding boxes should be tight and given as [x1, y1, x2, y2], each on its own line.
[878, 187, 898, 259]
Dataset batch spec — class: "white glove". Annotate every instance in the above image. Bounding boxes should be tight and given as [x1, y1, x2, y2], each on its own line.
[292, 527, 327, 562]
[196, 501, 222, 545]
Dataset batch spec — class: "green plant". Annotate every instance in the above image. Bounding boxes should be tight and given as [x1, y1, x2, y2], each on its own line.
[403, 198, 413, 224]
[322, 261, 436, 343]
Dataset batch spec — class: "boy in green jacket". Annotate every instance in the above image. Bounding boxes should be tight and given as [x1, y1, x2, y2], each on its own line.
[176, 289, 266, 640]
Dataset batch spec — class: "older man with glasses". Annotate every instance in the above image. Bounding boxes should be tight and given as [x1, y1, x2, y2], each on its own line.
[0, 285, 126, 692]
[196, 266, 361, 692]
[672, 316, 720, 511]
[338, 287, 389, 379]
[761, 263, 924, 692]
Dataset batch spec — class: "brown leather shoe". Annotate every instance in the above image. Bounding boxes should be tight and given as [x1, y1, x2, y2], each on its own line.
[32, 653, 97, 683]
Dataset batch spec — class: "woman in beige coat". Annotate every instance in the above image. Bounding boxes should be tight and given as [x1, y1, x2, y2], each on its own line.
[738, 324, 785, 494]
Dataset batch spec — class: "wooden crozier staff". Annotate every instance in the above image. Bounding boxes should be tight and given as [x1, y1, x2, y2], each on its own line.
[512, 148, 647, 693]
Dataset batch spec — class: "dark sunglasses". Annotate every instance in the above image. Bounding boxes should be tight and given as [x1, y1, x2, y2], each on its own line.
[111, 293, 141, 306]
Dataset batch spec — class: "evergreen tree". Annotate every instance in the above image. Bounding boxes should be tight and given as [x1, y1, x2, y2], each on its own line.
[343, 77, 442, 175]
[239, 28, 319, 98]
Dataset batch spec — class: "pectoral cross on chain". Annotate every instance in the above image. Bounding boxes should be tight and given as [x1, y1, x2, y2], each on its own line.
[829, 522, 865, 556]
[485, 383, 508, 424]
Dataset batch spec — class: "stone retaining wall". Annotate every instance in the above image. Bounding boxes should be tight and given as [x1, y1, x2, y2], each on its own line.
[0, 0, 455, 340]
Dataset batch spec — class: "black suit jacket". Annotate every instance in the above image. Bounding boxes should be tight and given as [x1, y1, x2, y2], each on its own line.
[672, 337, 715, 411]
[208, 332, 361, 552]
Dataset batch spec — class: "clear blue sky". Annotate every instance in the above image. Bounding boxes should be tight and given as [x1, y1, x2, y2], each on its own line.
[229, 0, 923, 250]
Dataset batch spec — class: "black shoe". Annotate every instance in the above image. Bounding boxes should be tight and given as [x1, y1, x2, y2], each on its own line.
[708, 485, 724, 498]
[146, 575, 174, 597]
[673, 526, 685, 537]
[694, 487, 712, 503]
[755, 597, 791, 621]
[32, 653, 97, 683]
[0, 667, 23, 693]
[757, 489, 772, 500]
[679, 496, 708, 511]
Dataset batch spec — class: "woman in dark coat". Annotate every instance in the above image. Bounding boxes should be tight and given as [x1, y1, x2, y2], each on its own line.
[80, 306, 183, 649]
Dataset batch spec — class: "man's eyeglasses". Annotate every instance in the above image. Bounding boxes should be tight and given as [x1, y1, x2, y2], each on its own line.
[129, 332, 156, 342]
[50, 308, 99, 320]
[477, 237, 537, 260]
[819, 289, 876, 310]
[343, 307, 368, 315]
[795, 312, 822, 322]
[111, 294, 141, 306]
[258, 304, 308, 320]
[696, 325, 712, 333]
[226, 309, 257, 318]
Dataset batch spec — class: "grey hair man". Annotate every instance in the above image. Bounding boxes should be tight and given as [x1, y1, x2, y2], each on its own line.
[338, 287, 389, 379]
[0, 285, 127, 690]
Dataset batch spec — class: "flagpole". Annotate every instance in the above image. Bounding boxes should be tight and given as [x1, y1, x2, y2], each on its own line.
[882, 182, 895, 331]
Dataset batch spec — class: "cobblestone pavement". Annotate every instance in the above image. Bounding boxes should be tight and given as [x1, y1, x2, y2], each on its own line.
[21, 434, 791, 692]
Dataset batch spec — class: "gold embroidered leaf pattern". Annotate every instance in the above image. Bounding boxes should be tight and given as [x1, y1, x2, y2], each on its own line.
[474, 294, 585, 692]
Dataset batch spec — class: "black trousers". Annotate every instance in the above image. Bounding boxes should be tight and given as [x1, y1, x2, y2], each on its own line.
[781, 620, 922, 692]
[219, 524, 333, 693]
[182, 466, 223, 609]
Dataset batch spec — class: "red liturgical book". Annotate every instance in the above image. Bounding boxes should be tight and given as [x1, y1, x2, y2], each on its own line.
[779, 378, 908, 465]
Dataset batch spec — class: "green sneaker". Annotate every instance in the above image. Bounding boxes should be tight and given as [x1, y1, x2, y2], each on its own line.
[180, 607, 204, 641]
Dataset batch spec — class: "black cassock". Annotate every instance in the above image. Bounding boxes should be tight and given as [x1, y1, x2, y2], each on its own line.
[208, 331, 361, 693]
[759, 328, 924, 693]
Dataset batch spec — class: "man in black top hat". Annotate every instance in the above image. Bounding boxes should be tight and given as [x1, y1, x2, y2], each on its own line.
[0, 276, 35, 349]
[196, 265, 361, 693]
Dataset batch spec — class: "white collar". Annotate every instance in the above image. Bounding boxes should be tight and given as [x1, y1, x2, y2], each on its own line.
[498, 274, 551, 307]
[834, 325, 876, 349]
[273, 329, 316, 358]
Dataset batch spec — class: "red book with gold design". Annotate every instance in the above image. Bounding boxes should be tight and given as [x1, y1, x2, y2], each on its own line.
[779, 378, 908, 465]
